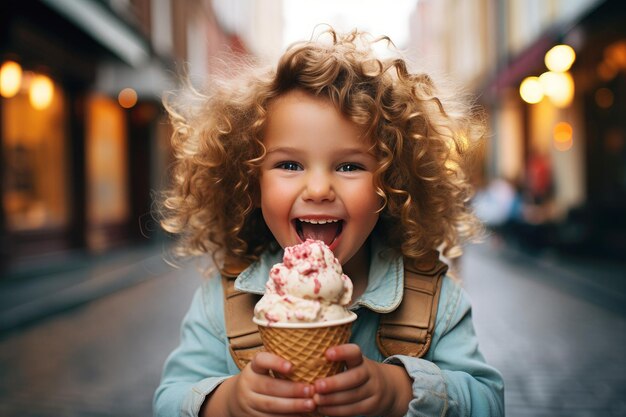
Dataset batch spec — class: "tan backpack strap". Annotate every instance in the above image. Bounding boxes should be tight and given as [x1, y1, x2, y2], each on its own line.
[377, 251, 448, 358]
[221, 275, 264, 370]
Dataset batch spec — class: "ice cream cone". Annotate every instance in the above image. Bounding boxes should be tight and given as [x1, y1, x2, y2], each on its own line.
[254, 312, 357, 383]
[254, 313, 357, 417]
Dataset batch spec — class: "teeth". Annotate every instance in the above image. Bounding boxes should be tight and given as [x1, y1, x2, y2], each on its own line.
[298, 218, 339, 225]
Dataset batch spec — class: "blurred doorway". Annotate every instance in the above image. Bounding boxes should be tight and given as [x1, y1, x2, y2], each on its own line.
[1, 72, 72, 256]
[85, 95, 130, 252]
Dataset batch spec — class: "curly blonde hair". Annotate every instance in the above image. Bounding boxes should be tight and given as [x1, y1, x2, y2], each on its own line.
[161, 29, 484, 275]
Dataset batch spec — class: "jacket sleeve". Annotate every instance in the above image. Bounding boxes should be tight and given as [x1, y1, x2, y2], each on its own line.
[384, 277, 504, 417]
[153, 278, 233, 417]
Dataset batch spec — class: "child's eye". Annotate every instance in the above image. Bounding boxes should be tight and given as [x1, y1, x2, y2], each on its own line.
[337, 163, 363, 172]
[276, 161, 302, 171]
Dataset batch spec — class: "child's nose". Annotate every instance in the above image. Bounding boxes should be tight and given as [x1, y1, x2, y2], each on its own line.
[303, 171, 335, 202]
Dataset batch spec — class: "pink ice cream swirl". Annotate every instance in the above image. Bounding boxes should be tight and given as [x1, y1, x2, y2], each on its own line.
[253, 239, 353, 324]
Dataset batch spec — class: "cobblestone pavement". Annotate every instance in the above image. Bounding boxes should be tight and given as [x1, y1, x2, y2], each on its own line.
[0, 263, 201, 417]
[462, 241, 626, 417]
[0, 243, 624, 416]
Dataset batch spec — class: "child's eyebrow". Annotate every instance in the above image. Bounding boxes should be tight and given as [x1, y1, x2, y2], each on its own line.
[266, 146, 376, 159]
[266, 146, 372, 156]
[265, 146, 302, 155]
[334, 148, 376, 158]
[327, 148, 378, 162]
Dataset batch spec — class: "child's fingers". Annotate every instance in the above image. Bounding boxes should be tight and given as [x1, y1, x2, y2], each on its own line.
[256, 377, 315, 399]
[250, 351, 292, 376]
[314, 380, 370, 407]
[314, 365, 367, 394]
[325, 343, 364, 368]
[249, 393, 316, 415]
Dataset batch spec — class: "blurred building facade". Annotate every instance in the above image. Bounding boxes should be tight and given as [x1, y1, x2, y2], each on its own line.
[410, 0, 626, 258]
[0, 0, 254, 276]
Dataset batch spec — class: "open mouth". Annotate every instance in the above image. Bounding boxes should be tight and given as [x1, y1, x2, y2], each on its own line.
[294, 218, 343, 246]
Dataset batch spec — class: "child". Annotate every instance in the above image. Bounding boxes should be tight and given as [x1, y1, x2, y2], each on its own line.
[154, 28, 504, 417]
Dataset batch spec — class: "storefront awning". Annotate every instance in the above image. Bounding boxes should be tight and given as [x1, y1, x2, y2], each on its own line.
[40, 0, 150, 67]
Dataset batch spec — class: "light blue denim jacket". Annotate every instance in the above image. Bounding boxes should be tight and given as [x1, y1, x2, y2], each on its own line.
[154, 242, 504, 417]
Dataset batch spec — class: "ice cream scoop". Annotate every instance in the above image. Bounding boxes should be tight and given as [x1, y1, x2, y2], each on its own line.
[253, 239, 354, 324]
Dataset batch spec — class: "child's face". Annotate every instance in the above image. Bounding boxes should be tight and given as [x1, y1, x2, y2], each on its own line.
[260, 90, 381, 269]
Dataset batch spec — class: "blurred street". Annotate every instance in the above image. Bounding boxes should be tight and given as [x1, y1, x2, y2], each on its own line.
[0, 240, 624, 417]
[0, 257, 202, 417]
[463, 240, 626, 417]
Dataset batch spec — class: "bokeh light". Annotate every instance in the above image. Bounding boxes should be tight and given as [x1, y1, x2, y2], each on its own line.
[29, 74, 54, 110]
[553, 122, 573, 151]
[539, 71, 574, 108]
[0, 60, 23, 98]
[595, 88, 614, 108]
[118, 88, 138, 109]
[545, 44, 576, 72]
[604, 40, 626, 69]
[597, 61, 618, 81]
[519, 76, 544, 104]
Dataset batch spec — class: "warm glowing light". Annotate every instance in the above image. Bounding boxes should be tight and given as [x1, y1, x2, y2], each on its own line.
[520, 77, 544, 104]
[545, 44, 576, 72]
[553, 122, 573, 151]
[0, 60, 23, 98]
[539, 72, 560, 97]
[554, 122, 572, 142]
[539, 71, 574, 108]
[118, 88, 138, 108]
[597, 61, 618, 81]
[29, 74, 54, 110]
[595, 88, 614, 108]
[605, 41, 626, 69]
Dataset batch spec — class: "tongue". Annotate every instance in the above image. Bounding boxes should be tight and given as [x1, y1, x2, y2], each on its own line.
[300, 222, 339, 246]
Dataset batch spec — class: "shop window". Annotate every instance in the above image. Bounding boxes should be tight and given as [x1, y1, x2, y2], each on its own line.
[86, 94, 129, 251]
[2, 76, 69, 232]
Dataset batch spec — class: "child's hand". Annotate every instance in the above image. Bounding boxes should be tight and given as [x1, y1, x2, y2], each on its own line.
[313, 344, 413, 417]
[226, 351, 316, 417]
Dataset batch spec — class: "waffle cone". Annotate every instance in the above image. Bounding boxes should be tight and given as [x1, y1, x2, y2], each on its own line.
[257, 319, 354, 383]
[256, 315, 355, 417]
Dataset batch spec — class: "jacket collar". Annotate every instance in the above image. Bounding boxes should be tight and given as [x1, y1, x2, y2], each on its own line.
[234, 238, 404, 313]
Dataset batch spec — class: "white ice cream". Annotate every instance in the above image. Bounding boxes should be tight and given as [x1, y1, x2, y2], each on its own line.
[253, 239, 353, 324]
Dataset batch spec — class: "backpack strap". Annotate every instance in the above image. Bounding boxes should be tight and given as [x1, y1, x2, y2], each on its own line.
[221, 275, 263, 369]
[376, 252, 448, 358]
[223, 251, 448, 369]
